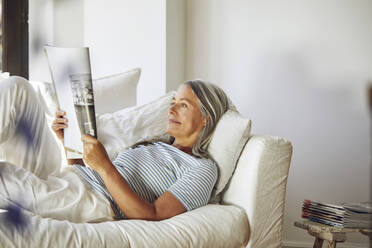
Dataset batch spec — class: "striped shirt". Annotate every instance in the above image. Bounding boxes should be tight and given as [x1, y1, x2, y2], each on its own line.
[73, 142, 218, 219]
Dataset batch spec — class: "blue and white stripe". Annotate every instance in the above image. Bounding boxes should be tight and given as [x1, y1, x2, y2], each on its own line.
[73, 142, 218, 219]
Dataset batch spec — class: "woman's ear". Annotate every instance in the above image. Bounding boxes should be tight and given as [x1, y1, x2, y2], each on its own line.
[203, 117, 207, 127]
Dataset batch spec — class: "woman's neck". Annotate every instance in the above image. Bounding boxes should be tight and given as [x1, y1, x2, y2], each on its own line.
[172, 142, 193, 155]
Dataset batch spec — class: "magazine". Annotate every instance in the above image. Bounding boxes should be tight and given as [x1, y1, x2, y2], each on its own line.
[302, 199, 372, 229]
[44, 46, 97, 159]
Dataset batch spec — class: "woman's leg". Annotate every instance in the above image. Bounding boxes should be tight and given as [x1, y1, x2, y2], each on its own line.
[0, 77, 114, 222]
[0, 76, 63, 179]
[0, 162, 115, 223]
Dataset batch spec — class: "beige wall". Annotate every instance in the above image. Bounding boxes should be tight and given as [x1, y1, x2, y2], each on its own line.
[166, 0, 187, 92]
[54, 0, 84, 47]
[30, 0, 187, 105]
[84, 0, 167, 105]
[186, 0, 371, 247]
[29, 0, 85, 82]
[29, 0, 54, 82]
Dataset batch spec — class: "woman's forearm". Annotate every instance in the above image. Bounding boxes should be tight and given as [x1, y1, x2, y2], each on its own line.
[67, 158, 85, 166]
[98, 162, 158, 220]
[80, 135, 157, 220]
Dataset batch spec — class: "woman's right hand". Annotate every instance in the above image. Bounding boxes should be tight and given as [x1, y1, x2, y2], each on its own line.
[52, 110, 68, 143]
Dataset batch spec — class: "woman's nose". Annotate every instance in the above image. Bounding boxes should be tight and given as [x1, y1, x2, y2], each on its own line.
[169, 104, 177, 115]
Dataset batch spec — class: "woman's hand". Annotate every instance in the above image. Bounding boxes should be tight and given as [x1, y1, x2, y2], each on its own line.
[52, 109, 68, 143]
[81, 135, 113, 174]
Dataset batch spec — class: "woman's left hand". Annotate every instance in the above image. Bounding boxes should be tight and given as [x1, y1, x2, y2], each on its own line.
[81, 134, 113, 174]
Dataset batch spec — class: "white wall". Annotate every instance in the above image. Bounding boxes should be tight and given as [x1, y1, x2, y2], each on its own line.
[187, 0, 371, 247]
[29, 0, 54, 82]
[84, 0, 167, 105]
[29, 0, 85, 82]
[53, 0, 84, 47]
[30, 0, 186, 104]
[166, 0, 186, 92]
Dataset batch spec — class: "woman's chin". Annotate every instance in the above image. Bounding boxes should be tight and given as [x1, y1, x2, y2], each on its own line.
[166, 128, 172, 135]
[166, 126, 178, 137]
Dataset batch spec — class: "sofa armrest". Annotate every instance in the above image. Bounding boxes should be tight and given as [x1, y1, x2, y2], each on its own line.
[222, 135, 293, 248]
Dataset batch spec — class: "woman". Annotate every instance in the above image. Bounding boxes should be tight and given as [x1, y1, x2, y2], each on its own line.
[0, 76, 229, 222]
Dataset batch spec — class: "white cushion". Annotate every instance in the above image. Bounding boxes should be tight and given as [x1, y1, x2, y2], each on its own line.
[208, 110, 251, 197]
[97, 91, 175, 160]
[93, 68, 140, 114]
[29, 68, 141, 121]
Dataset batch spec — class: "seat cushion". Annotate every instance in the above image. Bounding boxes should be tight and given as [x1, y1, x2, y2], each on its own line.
[0, 204, 249, 248]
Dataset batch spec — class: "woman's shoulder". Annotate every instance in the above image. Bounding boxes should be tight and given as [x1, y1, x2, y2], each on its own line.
[186, 158, 218, 182]
[199, 157, 218, 173]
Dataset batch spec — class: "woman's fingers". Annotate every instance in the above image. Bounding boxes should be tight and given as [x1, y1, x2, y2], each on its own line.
[52, 122, 68, 128]
[53, 110, 68, 130]
[54, 117, 68, 124]
[52, 118, 68, 128]
[51, 123, 68, 131]
[81, 134, 96, 144]
[53, 110, 67, 141]
[55, 110, 66, 117]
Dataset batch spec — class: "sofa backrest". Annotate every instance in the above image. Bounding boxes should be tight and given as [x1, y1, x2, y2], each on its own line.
[222, 135, 293, 248]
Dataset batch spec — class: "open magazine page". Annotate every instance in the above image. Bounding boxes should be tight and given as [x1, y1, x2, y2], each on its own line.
[44, 46, 97, 158]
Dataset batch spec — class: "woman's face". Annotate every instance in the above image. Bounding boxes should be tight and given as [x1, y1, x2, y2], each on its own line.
[167, 85, 206, 144]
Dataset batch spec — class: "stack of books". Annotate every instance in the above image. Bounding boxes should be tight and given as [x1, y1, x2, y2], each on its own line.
[302, 199, 372, 229]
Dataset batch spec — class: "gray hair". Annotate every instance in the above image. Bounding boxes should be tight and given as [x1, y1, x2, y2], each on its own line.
[132, 80, 230, 159]
[184, 80, 229, 158]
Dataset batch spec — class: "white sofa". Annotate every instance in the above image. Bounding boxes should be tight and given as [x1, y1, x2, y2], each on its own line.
[0, 136, 292, 248]
[0, 74, 293, 247]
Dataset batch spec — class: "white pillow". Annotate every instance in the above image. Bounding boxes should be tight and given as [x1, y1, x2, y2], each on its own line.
[29, 68, 141, 124]
[96, 93, 251, 201]
[97, 91, 175, 160]
[93, 68, 140, 114]
[207, 110, 251, 197]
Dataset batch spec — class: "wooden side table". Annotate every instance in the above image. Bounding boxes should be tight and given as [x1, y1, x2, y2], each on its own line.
[294, 220, 372, 248]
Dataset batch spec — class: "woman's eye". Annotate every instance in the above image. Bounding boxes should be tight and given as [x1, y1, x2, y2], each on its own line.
[181, 103, 187, 108]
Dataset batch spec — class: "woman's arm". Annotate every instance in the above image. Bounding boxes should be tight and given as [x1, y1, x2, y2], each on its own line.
[81, 135, 186, 220]
[68, 158, 85, 166]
